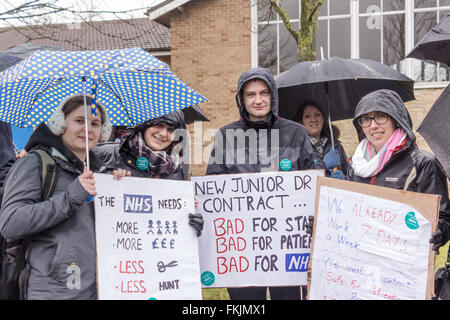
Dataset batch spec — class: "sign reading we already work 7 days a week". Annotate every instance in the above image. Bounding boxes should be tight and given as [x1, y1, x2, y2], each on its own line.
[192, 170, 324, 288]
[94, 173, 202, 300]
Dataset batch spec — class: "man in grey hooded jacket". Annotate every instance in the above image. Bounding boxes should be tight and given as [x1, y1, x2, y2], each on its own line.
[206, 68, 317, 300]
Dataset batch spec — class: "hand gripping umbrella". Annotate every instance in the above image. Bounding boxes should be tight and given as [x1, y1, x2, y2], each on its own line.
[407, 14, 450, 66]
[275, 56, 415, 149]
[0, 48, 207, 169]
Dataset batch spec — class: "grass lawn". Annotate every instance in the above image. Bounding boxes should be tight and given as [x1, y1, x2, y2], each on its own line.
[202, 288, 230, 300]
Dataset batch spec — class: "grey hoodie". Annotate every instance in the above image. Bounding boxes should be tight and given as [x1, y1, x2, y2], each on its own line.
[206, 68, 316, 174]
[0, 123, 96, 300]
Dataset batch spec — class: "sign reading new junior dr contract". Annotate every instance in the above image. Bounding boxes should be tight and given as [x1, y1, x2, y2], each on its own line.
[192, 170, 324, 288]
[309, 177, 439, 300]
[94, 173, 202, 300]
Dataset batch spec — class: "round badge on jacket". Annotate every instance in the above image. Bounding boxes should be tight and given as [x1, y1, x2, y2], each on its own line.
[280, 158, 292, 171]
[136, 157, 149, 170]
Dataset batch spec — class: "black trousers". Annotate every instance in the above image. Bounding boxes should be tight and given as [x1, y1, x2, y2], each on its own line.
[227, 285, 307, 300]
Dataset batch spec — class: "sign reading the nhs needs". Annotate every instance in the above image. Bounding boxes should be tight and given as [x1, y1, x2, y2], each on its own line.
[191, 170, 324, 288]
[94, 173, 202, 300]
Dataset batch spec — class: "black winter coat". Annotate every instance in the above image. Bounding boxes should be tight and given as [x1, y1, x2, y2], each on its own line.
[350, 89, 450, 237]
[94, 110, 188, 181]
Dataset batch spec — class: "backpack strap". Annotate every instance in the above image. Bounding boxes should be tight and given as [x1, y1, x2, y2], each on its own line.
[31, 149, 57, 201]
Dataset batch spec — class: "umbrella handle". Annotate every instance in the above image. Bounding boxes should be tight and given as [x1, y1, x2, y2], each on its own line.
[324, 82, 335, 150]
[325, 83, 339, 172]
[82, 77, 90, 172]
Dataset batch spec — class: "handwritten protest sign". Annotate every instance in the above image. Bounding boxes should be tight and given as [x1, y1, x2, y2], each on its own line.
[192, 170, 324, 288]
[309, 177, 439, 300]
[94, 173, 202, 300]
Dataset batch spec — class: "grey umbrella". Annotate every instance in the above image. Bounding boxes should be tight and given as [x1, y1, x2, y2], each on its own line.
[406, 14, 450, 66]
[276, 56, 415, 148]
[417, 85, 450, 178]
[0, 43, 62, 71]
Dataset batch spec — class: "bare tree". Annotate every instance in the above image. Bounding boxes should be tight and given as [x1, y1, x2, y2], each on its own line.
[0, 1, 162, 50]
[267, 0, 323, 62]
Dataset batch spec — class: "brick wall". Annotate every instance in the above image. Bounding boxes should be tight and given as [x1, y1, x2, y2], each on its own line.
[168, 0, 252, 177]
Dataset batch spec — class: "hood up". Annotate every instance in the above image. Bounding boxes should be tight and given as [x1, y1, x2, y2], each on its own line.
[236, 67, 278, 127]
[120, 110, 187, 152]
[352, 89, 416, 144]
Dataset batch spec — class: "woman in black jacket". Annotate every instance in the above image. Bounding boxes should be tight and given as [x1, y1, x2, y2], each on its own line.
[94, 110, 203, 235]
[294, 99, 350, 178]
[350, 89, 450, 256]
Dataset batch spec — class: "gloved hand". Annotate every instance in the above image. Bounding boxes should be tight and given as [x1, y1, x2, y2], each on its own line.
[330, 169, 344, 180]
[429, 228, 444, 254]
[305, 216, 314, 235]
[188, 213, 204, 237]
[323, 149, 340, 171]
[429, 219, 450, 254]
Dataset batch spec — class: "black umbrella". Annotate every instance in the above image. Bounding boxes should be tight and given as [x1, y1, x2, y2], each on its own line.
[182, 104, 209, 124]
[0, 43, 62, 71]
[276, 57, 415, 148]
[406, 14, 450, 66]
[417, 85, 450, 178]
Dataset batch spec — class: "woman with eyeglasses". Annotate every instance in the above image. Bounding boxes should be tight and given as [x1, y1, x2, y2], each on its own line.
[350, 89, 450, 257]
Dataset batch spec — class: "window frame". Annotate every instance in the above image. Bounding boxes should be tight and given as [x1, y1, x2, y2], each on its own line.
[251, 0, 450, 88]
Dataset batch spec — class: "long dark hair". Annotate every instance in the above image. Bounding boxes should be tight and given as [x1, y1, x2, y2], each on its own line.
[294, 99, 340, 142]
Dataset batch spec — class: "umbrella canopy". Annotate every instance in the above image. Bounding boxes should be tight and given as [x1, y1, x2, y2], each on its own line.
[0, 47, 207, 128]
[182, 104, 209, 124]
[406, 14, 450, 66]
[0, 44, 63, 149]
[417, 85, 450, 178]
[276, 56, 415, 122]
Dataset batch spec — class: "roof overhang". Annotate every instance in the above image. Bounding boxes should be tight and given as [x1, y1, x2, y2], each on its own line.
[146, 0, 193, 21]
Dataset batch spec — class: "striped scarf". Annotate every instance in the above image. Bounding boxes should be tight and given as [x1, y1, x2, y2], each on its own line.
[128, 131, 180, 176]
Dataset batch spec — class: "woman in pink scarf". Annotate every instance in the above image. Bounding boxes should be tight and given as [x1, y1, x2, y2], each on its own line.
[350, 89, 450, 265]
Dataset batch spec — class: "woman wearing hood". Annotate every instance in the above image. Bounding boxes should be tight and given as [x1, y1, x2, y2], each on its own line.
[0, 94, 111, 299]
[94, 110, 203, 236]
[350, 89, 450, 256]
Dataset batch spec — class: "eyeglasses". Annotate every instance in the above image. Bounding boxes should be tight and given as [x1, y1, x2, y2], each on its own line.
[357, 113, 389, 128]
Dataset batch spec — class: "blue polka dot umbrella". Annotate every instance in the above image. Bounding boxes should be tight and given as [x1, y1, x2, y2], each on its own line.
[0, 48, 207, 128]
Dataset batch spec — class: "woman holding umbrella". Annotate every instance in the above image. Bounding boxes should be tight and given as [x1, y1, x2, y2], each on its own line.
[94, 110, 203, 236]
[350, 89, 450, 256]
[294, 99, 350, 178]
[0, 94, 111, 299]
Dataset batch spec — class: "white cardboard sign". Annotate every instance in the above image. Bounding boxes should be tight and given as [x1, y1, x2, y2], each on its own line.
[94, 173, 202, 300]
[192, 170, 324, 288]
[309, 177, 438, 300]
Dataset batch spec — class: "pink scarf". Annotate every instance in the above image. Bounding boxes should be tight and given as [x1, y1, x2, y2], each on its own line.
[352, 128, 407, 178]
[365, 128, 407, 175]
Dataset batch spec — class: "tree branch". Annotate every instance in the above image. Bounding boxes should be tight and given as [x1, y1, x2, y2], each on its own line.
[268, 0, 299, 43]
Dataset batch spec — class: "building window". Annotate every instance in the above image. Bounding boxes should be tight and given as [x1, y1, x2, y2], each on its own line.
[254, 0, 450, 83]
